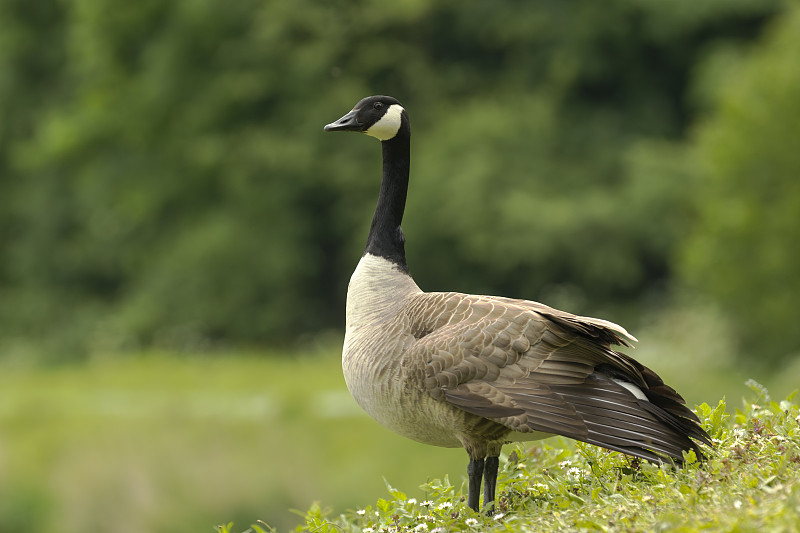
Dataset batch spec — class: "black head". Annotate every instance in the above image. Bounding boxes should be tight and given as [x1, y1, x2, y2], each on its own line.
[324, 95, 407, 141]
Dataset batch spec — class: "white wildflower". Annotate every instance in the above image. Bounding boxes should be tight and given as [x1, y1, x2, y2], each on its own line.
[558, 460, 572, 467]
[532, 482, 548, 492]
[436, 501, 452, 510]
[465, 518, 478, 526]
[421, 500, 434, 507]
[568, 467, 583, 477]
[431, 528, 445, 533]
[407, 498, 417, 505]
[493, 513, 505, 521]
[414, 523, 429, 532]
[356, 509, 366, 516]
[363, 528, 375, 533]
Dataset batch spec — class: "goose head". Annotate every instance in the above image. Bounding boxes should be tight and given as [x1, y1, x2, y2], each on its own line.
[324, 95, 408, 141]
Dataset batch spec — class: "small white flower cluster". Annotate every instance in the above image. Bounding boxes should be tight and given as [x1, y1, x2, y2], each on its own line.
[567, 467, 583, 477]
[404, 499, 457, 533]
[363, 525, 394, 533]
[464, 517, 478, 526]
[531, 482, 549, 493]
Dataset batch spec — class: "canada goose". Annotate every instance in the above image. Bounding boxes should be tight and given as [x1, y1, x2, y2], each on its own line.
[324, 95, 710, 512]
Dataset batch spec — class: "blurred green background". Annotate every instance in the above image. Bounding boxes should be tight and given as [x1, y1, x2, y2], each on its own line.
[1, 0, 799, 531]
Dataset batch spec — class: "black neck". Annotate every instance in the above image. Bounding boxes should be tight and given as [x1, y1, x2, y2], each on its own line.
[364, 129, 410, 271]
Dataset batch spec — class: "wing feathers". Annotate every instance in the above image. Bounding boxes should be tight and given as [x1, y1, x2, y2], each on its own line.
[513, 374, 706, 462]
[407, 292, 710, 462]
[443, 389, 524, 419]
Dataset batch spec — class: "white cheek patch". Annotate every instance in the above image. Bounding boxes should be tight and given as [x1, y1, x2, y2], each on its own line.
[365, 104, 404, 140]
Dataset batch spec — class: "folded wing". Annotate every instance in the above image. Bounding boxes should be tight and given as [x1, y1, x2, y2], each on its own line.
[406, 292, 711, 462]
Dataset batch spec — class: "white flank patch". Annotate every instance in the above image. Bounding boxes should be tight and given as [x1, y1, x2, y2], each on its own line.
[365, 104, 404, 140]
[613, 378, 649, 401]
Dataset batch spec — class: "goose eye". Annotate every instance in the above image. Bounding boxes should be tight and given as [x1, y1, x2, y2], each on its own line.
[373, 102, 384, 110]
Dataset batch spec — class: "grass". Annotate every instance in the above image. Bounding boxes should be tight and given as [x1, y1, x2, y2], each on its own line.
[0, 312, 797, 533]
[0, 350, 469, 533]
[226, 383, 800, 533]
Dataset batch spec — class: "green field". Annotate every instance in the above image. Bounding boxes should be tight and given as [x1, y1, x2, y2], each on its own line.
[0, 349, 471, 532]
[0, 334, 797, 532]
[283, 393, 800, 533]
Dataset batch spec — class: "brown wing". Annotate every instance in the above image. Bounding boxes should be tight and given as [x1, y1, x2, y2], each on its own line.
[405, 292, 710, 462]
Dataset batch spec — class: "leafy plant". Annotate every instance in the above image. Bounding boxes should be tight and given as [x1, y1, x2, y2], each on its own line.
[270, 384, 800, 532]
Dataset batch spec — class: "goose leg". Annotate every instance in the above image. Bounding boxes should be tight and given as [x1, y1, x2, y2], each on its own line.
[483, 456, 499, 512]
[467, 458, 485, 511]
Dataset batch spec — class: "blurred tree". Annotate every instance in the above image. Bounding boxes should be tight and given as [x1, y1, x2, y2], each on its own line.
[680, 3, 800, 364]
[404, 0, 783, 312]
[0, 0, 787, 359]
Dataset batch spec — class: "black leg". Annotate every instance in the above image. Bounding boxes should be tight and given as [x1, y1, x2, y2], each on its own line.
[467, 458, 485, 511]
[483, 456, 499, 513]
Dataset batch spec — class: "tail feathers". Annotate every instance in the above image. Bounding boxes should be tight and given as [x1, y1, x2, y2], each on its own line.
[538, 373, 710, 464]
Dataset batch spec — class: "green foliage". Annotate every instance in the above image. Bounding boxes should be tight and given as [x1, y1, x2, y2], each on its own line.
[0, 345, 796, 533]
[216, 520, 274, 533]
[0, 0, 789, 359]
[285, 387, 800, 532]
[680, 3, 800, 364]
